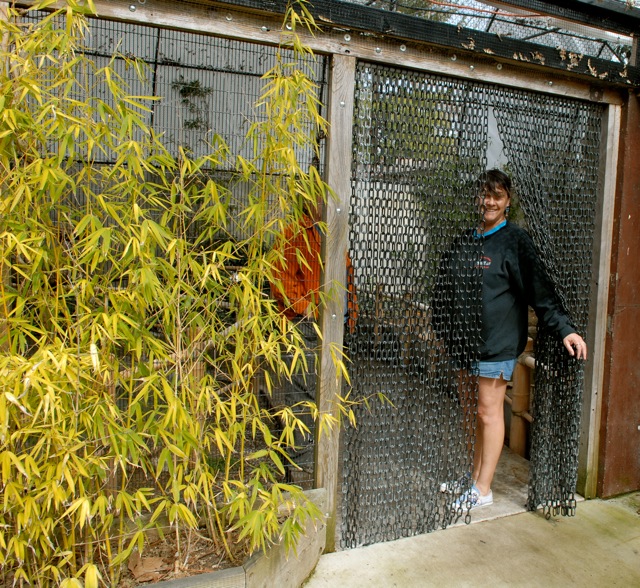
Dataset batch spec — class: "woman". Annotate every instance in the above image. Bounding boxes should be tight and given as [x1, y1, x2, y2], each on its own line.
[433, 169, 587, 510]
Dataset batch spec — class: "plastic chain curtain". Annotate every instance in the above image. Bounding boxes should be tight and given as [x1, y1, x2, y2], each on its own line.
[341, 61, 602, 548]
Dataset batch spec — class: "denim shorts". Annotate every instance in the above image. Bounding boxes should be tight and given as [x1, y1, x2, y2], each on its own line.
[471, 358, 517, 381]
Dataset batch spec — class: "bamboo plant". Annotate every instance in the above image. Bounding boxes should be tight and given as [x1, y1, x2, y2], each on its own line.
[0, 0, 346, 585]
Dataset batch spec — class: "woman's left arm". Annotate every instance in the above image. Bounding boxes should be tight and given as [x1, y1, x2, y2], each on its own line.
[519, 231, 587, 360]
[563, 332, 588, 360]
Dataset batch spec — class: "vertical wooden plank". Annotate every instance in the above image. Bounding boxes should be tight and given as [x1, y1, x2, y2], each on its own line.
[315, 54, 356, 553]
[597, 93, 640, 497]
[0, 2, 7, 44]
[578, 103, 621, 498]
[0, 3, 7, 46]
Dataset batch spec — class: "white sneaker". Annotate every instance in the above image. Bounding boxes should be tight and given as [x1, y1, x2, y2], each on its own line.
[439, 472, 472, 493]
[453, 484, 493, 510]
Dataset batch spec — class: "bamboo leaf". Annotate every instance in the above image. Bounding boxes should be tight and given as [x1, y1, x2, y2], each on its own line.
[4, 392, 31, 416]
[83, 563, 101, 588]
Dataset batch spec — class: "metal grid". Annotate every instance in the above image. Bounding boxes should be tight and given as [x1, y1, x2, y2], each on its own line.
[18, 10, 328, 489]
[341, 60, 602, 547]
[347, 0, 634, 65]
[22, 10, 328, 243]
[78, 15, 329, 488]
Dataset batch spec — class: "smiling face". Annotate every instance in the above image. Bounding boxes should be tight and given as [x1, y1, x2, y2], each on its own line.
[479, 185, 511, 232]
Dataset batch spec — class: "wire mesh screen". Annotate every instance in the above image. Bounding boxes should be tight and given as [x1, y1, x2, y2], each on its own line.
[343, 0, 633, 65]
[341, 61, 602, 547]
[80, 17, 328, 489]
[23, 11, 327, 243]
[19, 11, 328, 490]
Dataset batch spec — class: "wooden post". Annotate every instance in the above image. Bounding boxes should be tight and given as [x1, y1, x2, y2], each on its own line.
[510, 338, 533, 457]
[578, 102, 621, 498]
[315, 54, 356, 553]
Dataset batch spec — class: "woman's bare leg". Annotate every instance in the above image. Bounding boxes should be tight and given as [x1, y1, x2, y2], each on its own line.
[458, 369, 478, 479]
[473, 376, 508, 496]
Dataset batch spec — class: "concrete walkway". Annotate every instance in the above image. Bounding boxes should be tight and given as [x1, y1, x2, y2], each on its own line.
[305, 454, 640, 587]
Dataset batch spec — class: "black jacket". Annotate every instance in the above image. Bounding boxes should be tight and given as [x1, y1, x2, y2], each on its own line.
[432, 222, 575, 364]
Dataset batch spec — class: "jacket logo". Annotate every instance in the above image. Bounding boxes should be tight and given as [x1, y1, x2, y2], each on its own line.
[477, 256, 492, 270]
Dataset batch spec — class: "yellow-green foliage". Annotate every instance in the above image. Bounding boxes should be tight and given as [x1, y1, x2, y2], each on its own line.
[0, 1, 340, 585]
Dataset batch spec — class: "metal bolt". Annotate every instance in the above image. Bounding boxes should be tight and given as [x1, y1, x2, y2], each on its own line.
[336, 207, 342, 214]
[340, 101, 345, 107]
[451, 54, 457, 61]
[375, 47, 382, 54]
[286, 23, 292, 30]
[548, 81, 554, 86]
[400, 44, 407, 52]
[469, 65, 475, 70]
[226, 14, 233, 21]
[496, 63, 503, 70]
[129, 4, 136, 11]
[261, 26, 269, 32]
[344, 34, 351, 42]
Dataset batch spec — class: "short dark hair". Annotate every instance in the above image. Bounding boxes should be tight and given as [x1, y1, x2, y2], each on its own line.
[477, 169, 512, 199]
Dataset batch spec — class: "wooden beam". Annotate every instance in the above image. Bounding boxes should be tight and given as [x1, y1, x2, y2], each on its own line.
[19, 0, 625, 103]
[315, 53, 356, 553]
[597, 92, 640, 498]
[213, 0, 640, 35]
[22, 0, 639, 86]
[490, 0, 640, 36]
[207, 0, 640, 86]
[578, 102, 621, 499]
